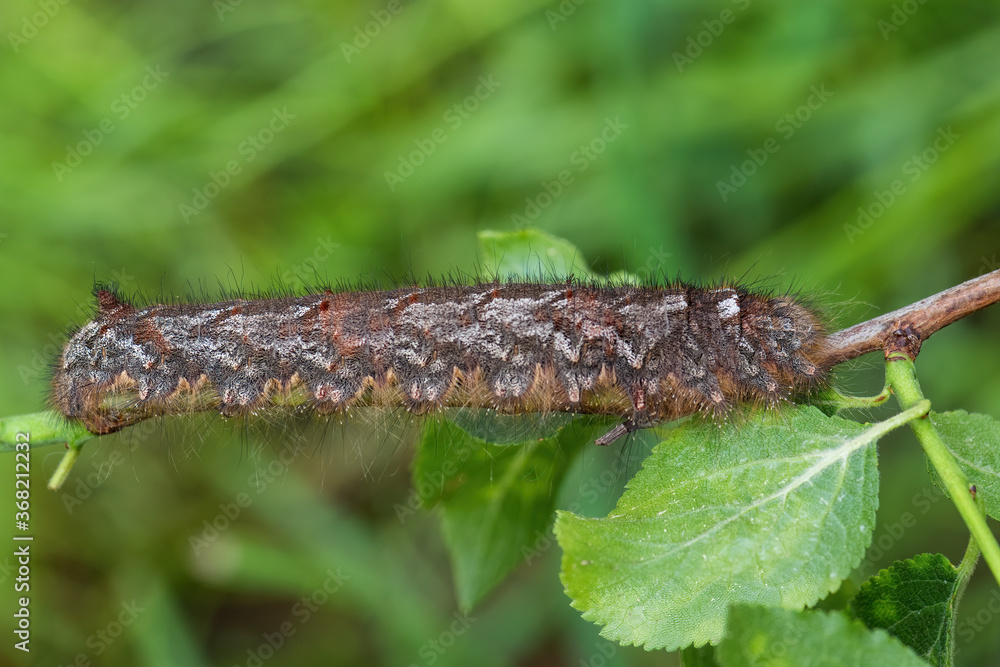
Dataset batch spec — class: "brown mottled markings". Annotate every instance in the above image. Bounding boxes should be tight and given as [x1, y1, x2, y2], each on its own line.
[51, 282, 831, 441]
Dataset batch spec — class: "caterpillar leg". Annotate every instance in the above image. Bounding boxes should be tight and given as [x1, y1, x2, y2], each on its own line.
[594, 422, 630, 446]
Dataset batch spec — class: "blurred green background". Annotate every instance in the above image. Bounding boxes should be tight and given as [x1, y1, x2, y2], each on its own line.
[2, 0, 1000, 664]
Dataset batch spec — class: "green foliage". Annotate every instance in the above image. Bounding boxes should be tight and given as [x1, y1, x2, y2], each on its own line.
[8, 228, 1000, 665]
[928, 411, 1000, 520]
[716, 606, 927, 667]
[412, 232, 1000, 662]
[0, 410, 92, 452]
[478, 228, 600, 281]
[556, 406, 890, 649]
[413, 416, 600, 609]
[848, 553, 960, 665]
[4, 0, 1000, 659]
[5, 225, 1000, 666]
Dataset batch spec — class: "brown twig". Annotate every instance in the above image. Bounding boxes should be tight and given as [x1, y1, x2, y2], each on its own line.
[819, 268, 1000, 366]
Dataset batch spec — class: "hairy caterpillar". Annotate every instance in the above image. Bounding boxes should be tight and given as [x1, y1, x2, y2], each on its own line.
[51, 280, 831, 443]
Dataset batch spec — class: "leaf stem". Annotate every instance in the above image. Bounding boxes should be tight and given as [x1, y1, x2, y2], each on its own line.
[946, 531, 981, 666]
[47, 441, 85, 491]
[0, 411, 93, 490]
[885, 355, 1000, 589]
[811, 386, 892, 411]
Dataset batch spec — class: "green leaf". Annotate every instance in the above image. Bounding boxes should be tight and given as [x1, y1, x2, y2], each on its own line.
[477, 228, 598, 280]
[928, 410, 1000, 520]
[556, 405, 895, 650]
[413, 416, 599, 609]
[848, 553, 958, 665]
[0, 410, 93, 452]
[717, 606, 928, 666]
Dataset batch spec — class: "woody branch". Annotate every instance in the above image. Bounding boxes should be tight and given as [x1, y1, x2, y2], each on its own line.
[819, 268, 1000, 366]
